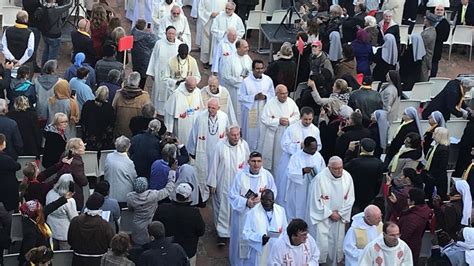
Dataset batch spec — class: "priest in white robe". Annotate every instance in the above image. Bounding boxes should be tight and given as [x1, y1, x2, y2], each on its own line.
[239, 60, 275, 151]
[285, 136, 326, 221]
[208, 126, 249, 242]
[343, 205, 383, 266]
[126, 0, 153, 26]
[219, 39, 252, 123]
[258, 85, 300, 173]
[191, 0, 201, 46]
[198, 0, 227, 64]
[187, 98, 229, 203]
[151, 0, 182, 24]
[156, 5, 192, 48]
[242, 189, 288, 265]
[210, 2, 245, 64]
[146, 26, 182, 114]
[267, 218, 320, 265]
[211, 27, 237, 74]
[307, 156, 355, 265]
[201, 75, 237, 125]
[228, 152, 277, 266]
[164, 76, 203, 143]
[163, 44, 201, 99]
[359, 222, 413, 266]
[275, 107, 322, 205]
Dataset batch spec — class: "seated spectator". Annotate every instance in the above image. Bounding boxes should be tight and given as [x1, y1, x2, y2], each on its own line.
[265, 42, 296, 92]
[129, 119, 163, 178]
[25, 246, 54, 266]
[34, 60, 60, 124]
[80, 86, 115, 150]
[379, 70, 401, 122]
[71, 19, 97, 66]
[388, 132, 423, 180]
[101, 233, 134, 266]
[104, 136, 137, 207]
[95, 44, 123, 85]
[137, 221, 189, 265]
[335, 44, 357, 81]
[9, 65, 36, 107]
[99, 69, 122, 103]
[69, 67, 95, 111]
[398, 187, 433, 265]
[0, 133, 21, 212]
[112, 72, 151, 138]
[42, 113, 68, 168]
[64, 52, 97, 88]
[131, 19, 158, 89]
[423, 127, 450, 200]
[153, 183, 205, 264]
[68, 193, 115, 265]
[6, 96, 41, 157]
[46, 174, 78, 250]
[129, 104, 157, 136]
[334, 111, 372, 158]
[94, 181, 121, 233]
[348, 76, 383, 125]
[47, 80, 80, 139]
[351, 29, 373, 76]
[126, 174, 176, 245]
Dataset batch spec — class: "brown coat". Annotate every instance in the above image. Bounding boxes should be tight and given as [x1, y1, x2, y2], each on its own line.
[335, 58, 358, 80]
[56, 155, 89, 210]
[112, 87, 151, 138]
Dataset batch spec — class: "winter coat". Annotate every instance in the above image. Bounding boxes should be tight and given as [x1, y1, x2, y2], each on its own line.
[335, 58, 358, 80]
[335, 125, 373, 158]
[348, 88, 384, 125]
[265, 58, 297, 92]
[7, 109, 42, 157]
[80, 100, 115, 150]
[112, 86, 151, 138]
[0, 152, 20, 211]
[42, 124, 67, 168]
[131, 28, 158, 77]
[351, 40, 373, 75]
[34, 74, 59, 121]
[55, 154, 89, 210]
[9, 78, 36, 107]
[137, 238, 189, 266]
[64, 63, 97, 88]
[0, 115, 23, 160]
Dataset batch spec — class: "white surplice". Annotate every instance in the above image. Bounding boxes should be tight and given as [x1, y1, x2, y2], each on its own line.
[267, 232, 320, 266]
[228, 166, 277, 266]
[242, 203, 288, 265]
[359, 234, 414, 266]
[197, 0, 227, 63]
[156, 14, 192, 48]
[343, 212, 383, 266]
[146, 38, 182, 114]
[275, 121, 322, 205]
[164, 83, 203, 143]
[210, 11, 245, 67]
[201, 85, 238, 125]
[239, 74, 275, 151]
[211, 37, 236, 73]
[187, 110, 229, 202]
[258, 97, 300, 173]
[126, 0, 153, 26]
[207, 138, 250, 238]
[307, 167, 355, 264]
[163, 55, 201, 99]
[151, 0, 182, 24]
[285, 150, 326, 221]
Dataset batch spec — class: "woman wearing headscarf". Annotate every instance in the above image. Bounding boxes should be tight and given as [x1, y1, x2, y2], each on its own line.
[328, 31, 343, 64]
[171, 164, 200, 207]
[388, 132, 424, 181]
[319, 104, 353, 162]
[369, 110, 390, 158]
[400, 34, 426, 91]
[372, 33, 398, 82]
[126, 173, 176, 245]
[423, 110, 446, 155]
[433, 180, 465, 240]
[64, 52, 97, 88]
[80, 86, 115, 150]
[385, 106, 423, 164]
[455, 180, 473, 227]
[422, 127, 450, 200]
[335, 44, 357, 81]
[379, 70, 402, 122]
[351, 29, 373, 76]
[47, 80, 80, 139]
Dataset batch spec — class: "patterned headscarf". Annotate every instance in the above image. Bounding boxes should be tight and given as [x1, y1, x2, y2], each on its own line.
[20, 200, 40, 219]
[133, 177, 148, 193]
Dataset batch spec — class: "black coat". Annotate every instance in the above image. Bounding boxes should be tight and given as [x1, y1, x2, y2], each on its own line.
[7, 109, 42, 157]
[341, 14, 366, 43]
[42, 130, 66, 169]
[385, 121, 420, 164]
[0, 152, 20, 211]
[334, 125, 373, 158]
[348, 88, 383, 125]
[372, 48, 397, 82]
[434, 19, 450, 62]
[400, 45, 423, 91]
[292, 45, 312, 86]
[454, 117, 474, 176]
[80, 100, 115, 151]
[320, 116, 344, 162]
[345, 153, 384, 210]
[0, 115, 23, 160]
[71, 30, 96, 66]
[422, 79, 467, 121]
[423, 125, 439, 155]
[153, 202, 205, 258]
[265, 58, 297, 92]
[424, 144, 450, 200]
[137, 238, 189, 266]
[455, 2, 474, 26]
[129, 132, 163, 178]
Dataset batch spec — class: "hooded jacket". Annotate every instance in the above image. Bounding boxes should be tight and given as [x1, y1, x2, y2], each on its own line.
[35, 74, 59, 120]
[131, 27, 158, 76]
[9, 78, 36, 107]
[112, 86, 151, 138]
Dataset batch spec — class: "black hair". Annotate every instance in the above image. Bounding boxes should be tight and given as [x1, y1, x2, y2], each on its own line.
[350, 111, 363, 126]
[408, 187, 425, 205]
[252, 59, 264, 69]
[300, 106, 314, 116]
[303, 136, 317, 147]
[95, 180, 110, 196]
[287, 219, 308, 237]
[76, 67, 90, 79]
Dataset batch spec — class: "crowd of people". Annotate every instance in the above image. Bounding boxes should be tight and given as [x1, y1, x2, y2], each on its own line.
[0, 0, 474, 265]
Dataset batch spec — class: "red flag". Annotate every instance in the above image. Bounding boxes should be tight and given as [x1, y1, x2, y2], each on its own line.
[296, 36, 304, 55]
[118, 35, 134, 52]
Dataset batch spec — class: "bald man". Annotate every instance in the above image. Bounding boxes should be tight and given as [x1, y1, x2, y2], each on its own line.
[201, 75, 237, 125]
[258, 84, 300, 173]
[1, 11, 35, 67]
[211, 27, 238, 74]
[164, 76, 203, 143]
[71, 19, 96, 66]
[343, 205, 383, 266]
[187, 98, 229, 204]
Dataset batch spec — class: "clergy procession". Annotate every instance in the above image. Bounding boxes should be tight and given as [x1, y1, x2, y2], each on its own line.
[1, 0, 474, 264]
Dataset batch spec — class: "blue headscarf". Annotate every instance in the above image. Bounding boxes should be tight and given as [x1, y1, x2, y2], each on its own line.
[74, 53, 85, 67]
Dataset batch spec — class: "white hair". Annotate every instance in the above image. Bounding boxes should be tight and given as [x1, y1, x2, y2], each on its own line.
[115, 136, 131, 152]
[0, 99, 7, 115]
[365, 15, 377, 27]
[328, 156, 343, 166]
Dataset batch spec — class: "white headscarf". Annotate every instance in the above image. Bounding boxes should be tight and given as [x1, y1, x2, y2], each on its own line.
[374, 110, 389, 149]
[459, 228, 474, 264]
[455, 180, 472, 226]
[410, 33, 426, 62]
[430, 111, 446, 128]
[172, 164, 200, 206]
[328, 31, 343, 62]
[382, 34, 398, 65]
[404, 107, 424, 139]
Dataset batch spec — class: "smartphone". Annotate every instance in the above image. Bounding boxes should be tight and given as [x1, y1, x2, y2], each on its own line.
[67, 150, 73, 159]
[71, 90, 76, 98]
[147, 23, 151, 29]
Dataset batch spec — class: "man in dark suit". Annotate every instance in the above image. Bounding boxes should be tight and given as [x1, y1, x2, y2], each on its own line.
[456, 0, 474, 26]
[422, 78, 474, 121]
